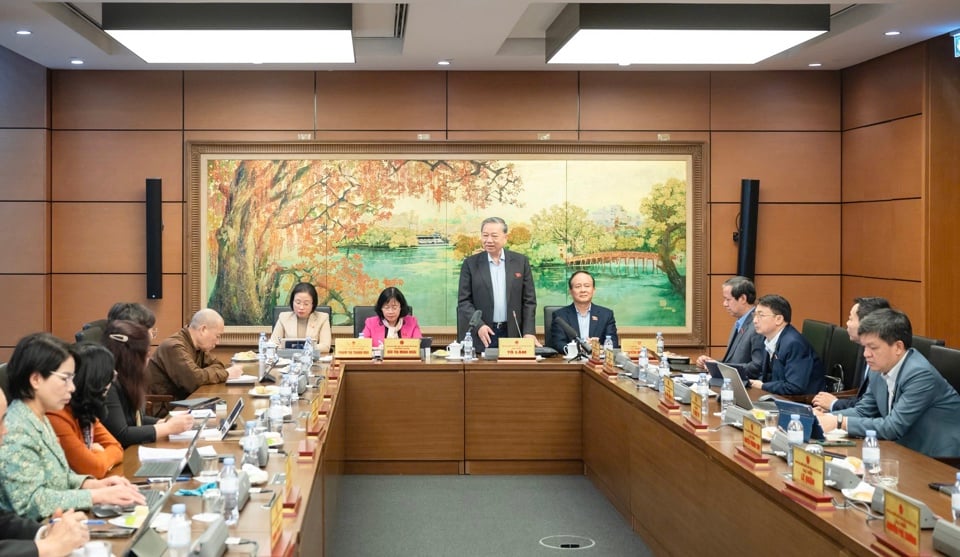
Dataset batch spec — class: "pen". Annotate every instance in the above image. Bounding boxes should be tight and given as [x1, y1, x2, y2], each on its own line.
[49, 518, 107, 525]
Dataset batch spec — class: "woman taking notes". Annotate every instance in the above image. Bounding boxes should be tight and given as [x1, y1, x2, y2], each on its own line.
[270, 282, 332, 353]
[0, 333, 144, 520]
[362, 287, 422, 345]
[46, 342, 123, 478]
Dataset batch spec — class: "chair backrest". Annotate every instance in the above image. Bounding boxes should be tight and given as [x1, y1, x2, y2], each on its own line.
[928, 344, 960, 395]
[823, 326, 860, 390]
[800, 319, 834, 364]
[270, 305, 332, 327]
[353, 306, 378, 338]
[911, 334, 945, 359]
[75, 319, 108, 343]
[0, 362, 9, 401]
[543, 305, 564, 335]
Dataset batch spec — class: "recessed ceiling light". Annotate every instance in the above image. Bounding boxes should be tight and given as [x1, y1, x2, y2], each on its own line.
[16, 29, 32, 36]
[808, 62, 822, 67]
[885, 30, 901, 36]
[437, 59, 451, 66]
[617, 61, 631, 67]
[69, 58, 84, 65]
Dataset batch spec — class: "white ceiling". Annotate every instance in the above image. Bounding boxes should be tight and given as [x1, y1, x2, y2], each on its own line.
[1, 1, 959, 71]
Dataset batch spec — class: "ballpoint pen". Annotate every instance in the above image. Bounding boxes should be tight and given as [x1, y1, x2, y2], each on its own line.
[49, 518, 107, 525]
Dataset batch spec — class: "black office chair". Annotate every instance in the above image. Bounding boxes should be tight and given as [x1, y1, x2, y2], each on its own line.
[929, 344, 960, 395]
[543, 305, 564, 345]
[353, 305, 413, 338]
[823, 326, 860, 392]
[800, 319, 834, 365]
[75, 319, 108, 343]
[911, 334, 945, 360]
[270, 305, 332, 327]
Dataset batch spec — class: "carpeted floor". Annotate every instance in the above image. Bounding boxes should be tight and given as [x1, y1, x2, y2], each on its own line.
[328, 475, 653, 557]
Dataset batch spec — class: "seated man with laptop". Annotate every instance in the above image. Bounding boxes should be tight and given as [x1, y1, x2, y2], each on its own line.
[747, 294, 826, 396]
[696, 276, 766, 381]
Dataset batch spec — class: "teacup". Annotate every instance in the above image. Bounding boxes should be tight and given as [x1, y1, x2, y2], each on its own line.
[447, 342, 462, 359]
[563, 341, 579, 360]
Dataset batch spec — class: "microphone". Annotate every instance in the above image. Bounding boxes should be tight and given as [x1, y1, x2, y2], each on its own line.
[512, 310, 523, 338]
[468, 310, 483, 330]
[554, 315, 592, 355]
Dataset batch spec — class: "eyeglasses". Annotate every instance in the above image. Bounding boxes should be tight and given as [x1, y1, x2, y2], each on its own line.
[293, 300, 313, 308]
[382, 304, 402, 311]
[753, 312, 776, 320]
[50, 371, 76, 384]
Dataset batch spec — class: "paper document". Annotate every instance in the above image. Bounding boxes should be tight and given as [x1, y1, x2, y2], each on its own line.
[226, 374, 257, 385]
[138, 445, 218, 461]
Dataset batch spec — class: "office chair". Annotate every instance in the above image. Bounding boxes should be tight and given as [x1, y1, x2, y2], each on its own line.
[911, 334, 945, 360]
[800, 319, 834, 365]
[929, 344, 960, 395]
[543, 305, 564, 345]
[353, 305, 412, 338]
[823, 326, 860, 392]
[270, 305, 332, 327]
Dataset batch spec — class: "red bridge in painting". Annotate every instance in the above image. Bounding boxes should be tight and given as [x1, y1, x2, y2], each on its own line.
[565, 251, 664, 274]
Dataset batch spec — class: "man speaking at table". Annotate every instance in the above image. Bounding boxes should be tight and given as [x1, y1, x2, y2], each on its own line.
[457, 217, 538, 349]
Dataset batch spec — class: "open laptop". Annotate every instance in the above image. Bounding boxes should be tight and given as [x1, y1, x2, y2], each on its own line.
[282, 337, 307, 350]
[134, 415, 207, 478]
[716, 362, 780, 412]
[125, 478, 176, 557]
[215, 398, 244, 441]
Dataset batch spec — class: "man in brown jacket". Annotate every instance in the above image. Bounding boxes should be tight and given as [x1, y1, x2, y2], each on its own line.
[147, 309, 243, 399]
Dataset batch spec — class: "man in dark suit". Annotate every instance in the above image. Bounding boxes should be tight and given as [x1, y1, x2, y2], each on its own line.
[812, 296, 890, 412]
[696, 276, 765, 380]
[747, 294, 826, 395]
[457, 217, 538, 348]
[818, 309, 960, 457]
[549, 271, 618, 352]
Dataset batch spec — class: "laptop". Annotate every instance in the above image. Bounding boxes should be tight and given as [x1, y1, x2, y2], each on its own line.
[716, 362, 780, 412]
[773, 399, 825, 441]
[134, 415, 207, 478]
[283, 338, 307, 350]
[215, 398, 244, 441]
[125, 480, 176, 557]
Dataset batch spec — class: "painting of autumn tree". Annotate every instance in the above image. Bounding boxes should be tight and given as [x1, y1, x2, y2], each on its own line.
[205, 159, 522, 325]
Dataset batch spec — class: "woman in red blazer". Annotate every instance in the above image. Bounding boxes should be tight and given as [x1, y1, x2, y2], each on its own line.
[46, 342, 123, 479]
[361, 287, 422, 346]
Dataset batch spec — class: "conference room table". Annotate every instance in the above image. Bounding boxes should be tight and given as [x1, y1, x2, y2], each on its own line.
[104, 354, 958, 556]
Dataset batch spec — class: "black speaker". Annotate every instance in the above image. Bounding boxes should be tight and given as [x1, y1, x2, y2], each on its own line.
[146, 178, 163, 299]
[736, 179, 760, 280]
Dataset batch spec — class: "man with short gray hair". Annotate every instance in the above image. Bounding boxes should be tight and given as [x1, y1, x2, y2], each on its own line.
[147, 308, 243, 399]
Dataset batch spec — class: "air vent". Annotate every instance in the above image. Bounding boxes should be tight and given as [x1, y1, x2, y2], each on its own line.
[394, 4, 408, 39]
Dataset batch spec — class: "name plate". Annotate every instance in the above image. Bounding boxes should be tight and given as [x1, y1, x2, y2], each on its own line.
[499, 338, 536, 359]
[884, 490, 922, 554]
[620, 338, 658, 359]
[270, 481, 283, 549]
[742, 416, 764, 458]
[602, 348, 617, 374]
[663, 375, 676, 401]
[383, 338, 420, 360]
[690, 390, 706, 424]
[334, 338, 372, 359]
[792, 446, 825, 496]
[310, 391, 321, 422]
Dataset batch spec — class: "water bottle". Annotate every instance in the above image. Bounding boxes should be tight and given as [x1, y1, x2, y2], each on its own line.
[951, 472, 960, 521]
[167, 503, 191, 557]
[358, 331, 364, 339]
[219, 457, 239, 526]
[786, 414, 804, 467]
[720, 378, 734, 420]
[697, 373, 711, 417]
[462, 332, 475, 361]
[657, 358, 670, 393]
[601, 335, 613, 362]
[862, 430, 881, 485]
[269, 394, 285, 434]
[242, 420, 261, 468]
[279, 384, 292, 409]
[373, 341, 383, 361]
[655, 331, 665, 359]
[284, 371, 299, 403]
[258, 332, 267, 357]
[302, 336, 314, 368]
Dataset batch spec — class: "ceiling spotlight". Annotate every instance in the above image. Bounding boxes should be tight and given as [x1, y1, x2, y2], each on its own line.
[102, 3, 355, 64]
[808, 62, 822, 67]
[69, 58, 84, 65]
[885, 30, 901, 36]
[617, 61, 631, 67]
[16, 29, 32, 36]
[437, 59, 451, 66]
[546, 4, 830, 65]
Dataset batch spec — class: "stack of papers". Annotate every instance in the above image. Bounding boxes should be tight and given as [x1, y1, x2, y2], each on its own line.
[226, 374, 257, 385]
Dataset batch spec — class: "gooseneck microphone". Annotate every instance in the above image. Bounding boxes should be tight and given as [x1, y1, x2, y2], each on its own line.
[512, 310, 523, 338]
[554, 315, 592, 355]
[468, 310, 483, 331]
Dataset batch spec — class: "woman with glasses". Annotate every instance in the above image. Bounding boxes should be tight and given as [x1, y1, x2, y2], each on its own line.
[269, 282, 332, 353]
[0, 332, 145, 520]
[362, 287, 421, 346]
[46, 342, 123, 478]
[101, 320, 193, 448]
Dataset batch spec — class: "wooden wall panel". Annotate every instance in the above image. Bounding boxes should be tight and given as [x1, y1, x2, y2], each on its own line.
[315, 71, 446, 130]
[841, 116, 923, 202]
[842, 44, 924, 130]
[50, 274, 183, 342]
[183, 71, 314, 130]
[579, 72, 710, 130]
[447, 72, 578, 130]
[0, 129, 48, 200]
[708, 275, 735, 351]
[841, 276, 922, 332]
[923, 35, 960, 347]
[183, 130, 314, 142]
[710, 71, 840, 131]
[0, 275, 49, 346]
[842, 200, 922, 281]
[0, 46, 47, 128]
[579, 131, 710, 143]
[753, 275, 841, 327]
[710, 203, 840, 276]
[711, 132, 840, 203]
[52, 131, 184, 202]
[51, 71, 182, 130]
[0, 202, 48, 274]
[446, 131, 579, 141]
[52, 202, 182, 274]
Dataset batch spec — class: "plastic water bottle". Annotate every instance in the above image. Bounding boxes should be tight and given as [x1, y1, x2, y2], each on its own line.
[462, 332, 475, 361]
[242, 420, 261, 468]
[657, 358, 670, 393]
[373, 341, 383, 361]
[167, 503, 191, 557]
[697, 373, 711, 417]
[639, 346, 649, 375]
[269, 394, 285, 434]
[302, 336, 314, 367]
[786, 414, 804, 467]
[358, 331, 364, 339]
[951, 472, 960, 521]
[219, 457, 239, 526]
[863, 429, 881, 485]
[720, 378, 734, 420]
[258, 332, 267, 356]
[601, 335, 613, 361]
[655, 331, 665, 359]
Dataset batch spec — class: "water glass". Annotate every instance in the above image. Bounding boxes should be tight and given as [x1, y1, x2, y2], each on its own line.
[203, 488, 224, 514]
[878, 458, 900, 489]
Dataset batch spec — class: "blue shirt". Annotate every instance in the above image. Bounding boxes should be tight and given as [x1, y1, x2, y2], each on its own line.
[576, 304, 592, 339]
[487, 250, 507, 323]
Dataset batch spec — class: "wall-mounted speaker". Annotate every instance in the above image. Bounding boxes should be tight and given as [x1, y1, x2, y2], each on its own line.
[736, 179, 760, 280]
[146, 178, 163, 299]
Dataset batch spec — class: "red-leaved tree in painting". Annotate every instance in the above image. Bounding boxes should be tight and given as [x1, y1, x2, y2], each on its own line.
[206, 159, 523, 325]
